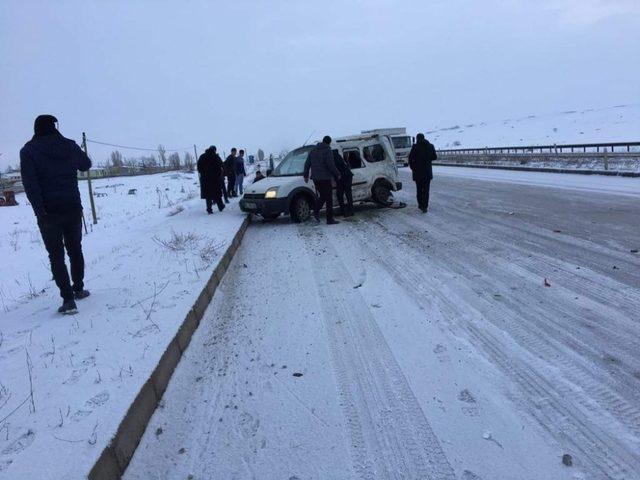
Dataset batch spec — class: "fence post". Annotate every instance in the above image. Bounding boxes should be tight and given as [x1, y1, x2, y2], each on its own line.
[82, 132, 98, 225]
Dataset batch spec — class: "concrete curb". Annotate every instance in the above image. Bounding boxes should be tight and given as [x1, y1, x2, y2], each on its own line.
[88, 215, 251, 480]
[433, 162, 640, 177]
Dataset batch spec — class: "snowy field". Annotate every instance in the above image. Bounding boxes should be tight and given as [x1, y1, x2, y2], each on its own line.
[0, 172, 247, 479]
[428, 103, 640, 148]
[125, 169, 640, 480]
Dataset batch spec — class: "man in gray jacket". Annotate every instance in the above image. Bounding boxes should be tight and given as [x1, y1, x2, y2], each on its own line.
[303, 135, 341, 224]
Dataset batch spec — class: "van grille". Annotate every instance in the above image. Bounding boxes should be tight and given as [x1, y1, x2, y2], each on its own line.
[243, 193, 265, 199]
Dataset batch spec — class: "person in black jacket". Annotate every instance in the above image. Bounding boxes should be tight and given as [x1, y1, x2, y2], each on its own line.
[224, 148, 237, 197]
[333, 150, 354, 216]
[197, 146, 225, 214]
[408, 133, 437, 212]
[20, 115, 92, 314]
[303, 136, 341, 225]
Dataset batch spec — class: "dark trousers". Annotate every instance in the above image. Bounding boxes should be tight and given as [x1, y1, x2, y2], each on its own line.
[313, 179, 334, 223]
[220, 178, 228, 202]
[38, 212, 85, 302]
[415, 177, 432, 210]
[336, 176, 353, 214]
[226, 174, 236, 196]
[206, 197, 225, 212]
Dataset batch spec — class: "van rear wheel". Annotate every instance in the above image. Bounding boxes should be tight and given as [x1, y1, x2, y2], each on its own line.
[290, 195, 312, 223]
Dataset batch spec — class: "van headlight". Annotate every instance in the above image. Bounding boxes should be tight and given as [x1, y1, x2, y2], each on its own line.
[265, 187, 278, 199]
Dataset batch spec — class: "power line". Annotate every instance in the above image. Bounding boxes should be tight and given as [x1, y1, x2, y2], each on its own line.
[86, 138, 194, 152]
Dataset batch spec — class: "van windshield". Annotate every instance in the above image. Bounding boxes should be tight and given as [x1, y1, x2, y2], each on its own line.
[272, 146, 313, 177]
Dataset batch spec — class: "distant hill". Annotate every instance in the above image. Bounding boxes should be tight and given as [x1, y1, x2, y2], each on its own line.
[427, 103, 640, 149]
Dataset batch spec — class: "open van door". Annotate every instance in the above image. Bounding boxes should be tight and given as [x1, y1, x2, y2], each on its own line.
[341, 147, 369, 201]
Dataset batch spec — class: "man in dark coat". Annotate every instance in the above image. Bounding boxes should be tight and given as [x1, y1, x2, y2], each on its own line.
[333, 150, 354, 216]
[20, 114, 92, 314]
[303, 135, 341, 225]
[197, 146, 225, 214]
[408, 133, 437, 212]
[224, 148, 237, 197]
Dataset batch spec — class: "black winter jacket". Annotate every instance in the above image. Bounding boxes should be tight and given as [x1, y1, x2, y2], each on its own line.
[303, 143, 340, 181]
[333, 150, 353, 179]
[224, 155, 236, 177]
[408, 139, 437, 181]
[20, 132, 91, 217]
[198, 149, 224, 200]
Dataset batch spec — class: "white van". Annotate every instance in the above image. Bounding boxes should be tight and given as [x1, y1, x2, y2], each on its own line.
[239, 133, 402, 222]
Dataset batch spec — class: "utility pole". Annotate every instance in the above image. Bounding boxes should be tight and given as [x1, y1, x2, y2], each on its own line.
[82, 132, 98, 225]
[193, 144, 198, 161]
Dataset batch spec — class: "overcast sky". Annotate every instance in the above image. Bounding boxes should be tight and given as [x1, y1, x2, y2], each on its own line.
[1, 0, 639, 168]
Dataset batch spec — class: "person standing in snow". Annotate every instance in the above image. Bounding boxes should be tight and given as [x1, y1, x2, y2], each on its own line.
[235, 149, 247, 196]
[333, 149, 354, 217]
[408, 133, 437, 213]
[20, 115, 92, 315]
[253, 169, 266, 183]
[224, 148, 237, 197]
[303, 135, 341, 225]
[197, 145, 225, 214]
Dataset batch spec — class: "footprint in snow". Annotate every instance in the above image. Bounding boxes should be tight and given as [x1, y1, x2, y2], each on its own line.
[1, 430, 35, 455]
[458, 389, 479, 417]
[238, 412, 260, 439]
[433, 344, 450, 363]
[86, 391, 109, 408]
[462, 470, 484, 480]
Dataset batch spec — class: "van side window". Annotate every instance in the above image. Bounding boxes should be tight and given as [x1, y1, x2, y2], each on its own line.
[344, 150, 364, 169]
[363, 144, 385, 163]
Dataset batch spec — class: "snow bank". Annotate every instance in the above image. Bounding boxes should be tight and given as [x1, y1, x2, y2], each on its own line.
[0, 172, 247, 479]
[428, 103, 640, 148]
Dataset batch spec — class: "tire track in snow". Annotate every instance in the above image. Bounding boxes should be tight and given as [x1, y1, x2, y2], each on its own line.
[299, 227, 456, 480]
[348, 214, 640, 479]
[388, 206, 640, 426]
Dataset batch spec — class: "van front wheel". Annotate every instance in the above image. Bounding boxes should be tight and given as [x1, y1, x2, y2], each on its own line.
[373, 182, 392, 206]
[290, 195, 313, 223]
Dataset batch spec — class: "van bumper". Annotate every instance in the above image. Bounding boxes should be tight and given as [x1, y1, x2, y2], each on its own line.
[239, 197, 289, 216]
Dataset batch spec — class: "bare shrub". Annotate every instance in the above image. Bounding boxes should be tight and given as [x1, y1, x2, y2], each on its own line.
[152, 230, 200, 252]
[199, 240, 225, 266]
[9, 229, 20, 251]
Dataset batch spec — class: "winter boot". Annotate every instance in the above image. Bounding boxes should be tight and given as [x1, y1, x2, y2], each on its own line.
[74, 289, 91, 300]
[58, 300, 78, 315]
[327, 219, 340, 225]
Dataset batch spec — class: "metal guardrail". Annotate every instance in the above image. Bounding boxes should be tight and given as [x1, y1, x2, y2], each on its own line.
[438, 142, 640, 155]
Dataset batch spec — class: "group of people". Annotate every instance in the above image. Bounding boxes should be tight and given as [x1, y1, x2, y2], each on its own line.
[303, 135, 354, 225]
[301, 132, 437, 225]
[197, 146, 248, 214]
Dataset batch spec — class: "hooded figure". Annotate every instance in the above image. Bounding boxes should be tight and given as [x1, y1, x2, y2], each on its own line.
[20, 114, 92, 314]
[197, 146, 225, 213]
[408, 133, 437, 212]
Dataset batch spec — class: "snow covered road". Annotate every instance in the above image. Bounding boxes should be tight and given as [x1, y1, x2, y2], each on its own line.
[125, 169, 640, 480]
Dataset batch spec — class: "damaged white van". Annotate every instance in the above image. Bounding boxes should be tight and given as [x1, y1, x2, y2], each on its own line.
[239, 133, 402, 222]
